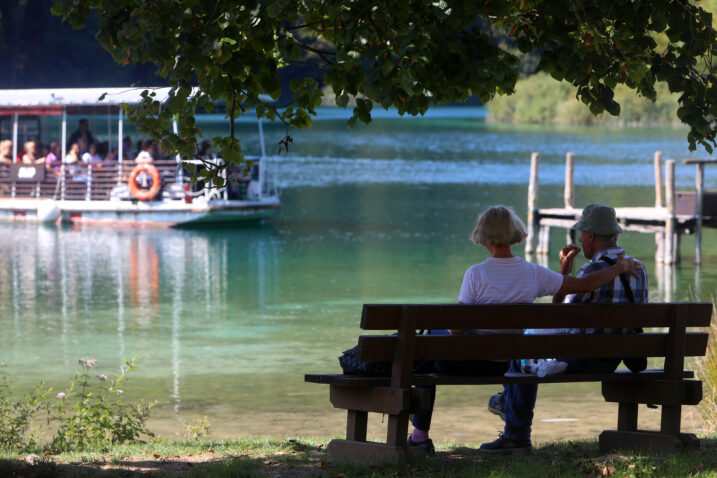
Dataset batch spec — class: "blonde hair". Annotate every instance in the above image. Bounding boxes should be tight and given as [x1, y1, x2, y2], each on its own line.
[24, 141, 35, 151]
[0, 140, 11, 150]
[471, 205, 527, 247]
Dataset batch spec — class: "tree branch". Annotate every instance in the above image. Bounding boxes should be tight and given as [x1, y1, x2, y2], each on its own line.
[290, 35, 336, 64]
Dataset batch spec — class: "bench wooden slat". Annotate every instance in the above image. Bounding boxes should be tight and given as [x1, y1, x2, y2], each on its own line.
[305, 369, 696, 387]
[357, 332, 708, 362]
[360, 303, 713, 330]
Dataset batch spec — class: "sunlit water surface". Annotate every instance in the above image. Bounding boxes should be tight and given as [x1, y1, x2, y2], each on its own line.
[2, 107, 716, 441]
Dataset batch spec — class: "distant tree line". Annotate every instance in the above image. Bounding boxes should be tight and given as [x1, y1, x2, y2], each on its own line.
[0, 1, 160, 89]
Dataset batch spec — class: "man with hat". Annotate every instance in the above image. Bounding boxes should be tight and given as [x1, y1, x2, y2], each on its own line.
[480, 203, 649, 455]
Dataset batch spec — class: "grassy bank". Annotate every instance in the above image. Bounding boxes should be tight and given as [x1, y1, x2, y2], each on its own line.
[487, 72, 680, 126]
[3, 436, 717, 477]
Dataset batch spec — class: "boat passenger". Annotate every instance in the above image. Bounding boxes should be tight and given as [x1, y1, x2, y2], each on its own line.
[0, 140, 12, 164]
[122, 136, 134, 160]
[82, 143, 103, 164]
[64, 142, 81, 165]
[22, 141, 45, 164]
[45, 141, 62, 173]
[198, 140, 214, 159]
[68, 119, 95, 152]
[135, 140, 154, 163]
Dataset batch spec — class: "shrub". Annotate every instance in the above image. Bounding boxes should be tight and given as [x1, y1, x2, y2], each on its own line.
[51, 357, 155, 451]
[0, 357, 156, 452]
[695, 300, 717, 434]
[0, 370, 50, 450]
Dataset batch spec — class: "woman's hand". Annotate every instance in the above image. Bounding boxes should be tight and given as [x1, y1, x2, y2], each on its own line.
[615, 253, 643, 278]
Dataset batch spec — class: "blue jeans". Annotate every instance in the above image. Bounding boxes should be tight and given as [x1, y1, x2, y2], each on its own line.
[502, 358, 619, 441]
[411, 330, 509, 432]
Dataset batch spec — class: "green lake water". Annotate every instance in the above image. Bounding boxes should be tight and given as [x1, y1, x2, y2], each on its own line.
[1, 107, 716, 440]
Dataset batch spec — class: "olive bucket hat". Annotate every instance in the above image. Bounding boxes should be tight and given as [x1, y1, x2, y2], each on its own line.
[572, 203, 623, 235]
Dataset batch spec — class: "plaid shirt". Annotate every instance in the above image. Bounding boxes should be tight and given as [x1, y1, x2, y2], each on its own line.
[565, 246, 649, 305]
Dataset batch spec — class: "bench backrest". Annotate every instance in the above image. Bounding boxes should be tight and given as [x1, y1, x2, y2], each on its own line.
[357, 303, 713, 387]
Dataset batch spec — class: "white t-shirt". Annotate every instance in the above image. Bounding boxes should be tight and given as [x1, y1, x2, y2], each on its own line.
[458, 256, 563, 305]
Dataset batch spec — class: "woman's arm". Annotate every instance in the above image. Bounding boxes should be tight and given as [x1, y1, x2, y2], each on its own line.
[557, 254, 641, 295]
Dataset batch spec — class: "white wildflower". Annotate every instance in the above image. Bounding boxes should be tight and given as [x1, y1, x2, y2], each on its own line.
[56, 392, 66, 399]
[116, 389, 123, 395]
[85, 359, 98, 368]
[97, 374, 108, 382]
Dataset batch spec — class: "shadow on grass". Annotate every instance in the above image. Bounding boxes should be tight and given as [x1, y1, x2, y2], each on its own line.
[5, 438, 717, 478]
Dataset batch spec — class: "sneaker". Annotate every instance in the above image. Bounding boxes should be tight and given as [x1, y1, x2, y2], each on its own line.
[488, 391, 506, 421]
[479, 434, 532, 455]
[407, 436, 435, 455]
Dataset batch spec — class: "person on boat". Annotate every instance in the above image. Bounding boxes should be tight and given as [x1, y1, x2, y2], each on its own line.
[45, 141, 62, 174]
[0, 140, 12, 164]
[122, 136, 134, 160]
[198, 140, 214, 159]
[68, 119, 95, 152]
[21, 141, 45, 164]
[82, 142, 103, 164]
[480, 203, 649, 456]
[135, 140, 154, 163]
[64, 143, 83, 178]
[406, 205, 642, 455]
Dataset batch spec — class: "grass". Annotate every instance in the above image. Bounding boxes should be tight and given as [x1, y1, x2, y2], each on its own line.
[3, 436, 717, 477]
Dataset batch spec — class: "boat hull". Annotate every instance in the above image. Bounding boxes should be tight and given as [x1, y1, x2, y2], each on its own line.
[0, 198, 281, 227]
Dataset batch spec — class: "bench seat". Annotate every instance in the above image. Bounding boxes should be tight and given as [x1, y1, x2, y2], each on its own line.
[306, 369, 695, 387]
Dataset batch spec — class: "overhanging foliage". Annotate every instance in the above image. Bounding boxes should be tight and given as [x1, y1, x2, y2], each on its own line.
[52, 0, 717, 182]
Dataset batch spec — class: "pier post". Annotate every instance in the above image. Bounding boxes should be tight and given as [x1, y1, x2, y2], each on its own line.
[525, 152, 540, 254]
[694, 162, 704, 266]
[537, 225, 551, 255]
[654, 151, 665, 263]
[564, 152, 576, 244]
[654, 151, 664, 207]
[664, 160, 679, 265]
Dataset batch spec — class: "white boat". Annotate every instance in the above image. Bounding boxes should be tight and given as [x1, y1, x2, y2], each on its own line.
[0, 88, 280, 226]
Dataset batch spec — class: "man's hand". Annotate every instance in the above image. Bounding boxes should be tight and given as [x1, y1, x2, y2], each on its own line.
[616, 253, 643, 278]
[559, 245, 581, 275]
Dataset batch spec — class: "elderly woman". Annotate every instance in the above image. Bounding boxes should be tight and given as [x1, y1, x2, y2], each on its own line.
[407, 205, 640, 453]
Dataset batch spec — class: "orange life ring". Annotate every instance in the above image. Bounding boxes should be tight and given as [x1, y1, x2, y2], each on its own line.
[128, 164, 161, 201]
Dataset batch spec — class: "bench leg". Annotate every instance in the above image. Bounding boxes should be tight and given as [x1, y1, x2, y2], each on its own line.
[660, 405, 682, 435]
[617, 402, 638, 431]
[386, 414, 409, 449]
[347, 410, 368, 441]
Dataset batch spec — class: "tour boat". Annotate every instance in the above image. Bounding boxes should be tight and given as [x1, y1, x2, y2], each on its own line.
[0, 88, 280, 226]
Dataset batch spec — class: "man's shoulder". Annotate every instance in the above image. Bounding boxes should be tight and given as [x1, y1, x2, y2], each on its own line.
[575, 259, 609, 277]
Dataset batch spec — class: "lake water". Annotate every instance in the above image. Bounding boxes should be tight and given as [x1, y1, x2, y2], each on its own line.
[1, 107, 715, 442]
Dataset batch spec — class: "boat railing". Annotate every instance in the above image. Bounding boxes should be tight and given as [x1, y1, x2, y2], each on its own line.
[0, 158, 277, 202]
[0, 160, 181, 201]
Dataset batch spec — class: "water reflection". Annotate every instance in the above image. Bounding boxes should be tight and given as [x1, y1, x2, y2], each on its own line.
[0, 223, 281, 421]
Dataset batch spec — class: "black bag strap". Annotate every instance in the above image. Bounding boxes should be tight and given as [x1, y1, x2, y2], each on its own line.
[599, 256, 635, 303]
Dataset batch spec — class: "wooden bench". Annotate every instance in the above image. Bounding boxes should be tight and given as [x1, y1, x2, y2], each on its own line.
[305, 303, 713, 463]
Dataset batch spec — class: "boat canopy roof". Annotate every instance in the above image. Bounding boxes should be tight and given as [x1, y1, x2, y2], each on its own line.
[0, 87, 177, 116]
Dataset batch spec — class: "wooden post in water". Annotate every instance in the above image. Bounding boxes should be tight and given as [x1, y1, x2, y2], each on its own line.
[654, 151, 664, 207]
[654, 151, 665, 263]
[664, 160, 678, 265]
[694, 162, 704, 266]
[525, 152, 540, 254]
[564, 152, 576, 244]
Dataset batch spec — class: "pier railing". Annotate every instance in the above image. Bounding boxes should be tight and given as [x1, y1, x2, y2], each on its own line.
[525, 152, 716, 266]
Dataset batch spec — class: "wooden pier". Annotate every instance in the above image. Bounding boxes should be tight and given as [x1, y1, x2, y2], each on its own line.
[525, 152, 717, 265]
